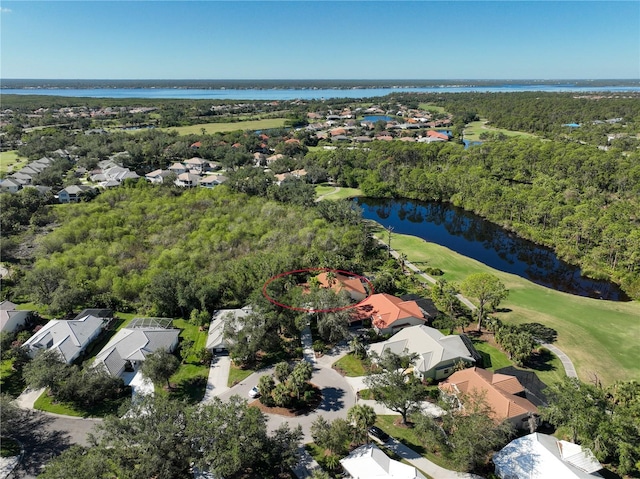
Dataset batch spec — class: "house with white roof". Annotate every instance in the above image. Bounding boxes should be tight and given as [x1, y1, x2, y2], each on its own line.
[175, 172, 201, 187]
[0, 301, 31, 334]
[145, 169, 173, 184]
[206, 306, 252, 353]
[493, 433, 603, 479]
[340, 444, 427, 479]
[199, 174, 228, 188]
[23, 314, 105, 363]
[93, 317, 180, 380]
[368, 325, 476, 380]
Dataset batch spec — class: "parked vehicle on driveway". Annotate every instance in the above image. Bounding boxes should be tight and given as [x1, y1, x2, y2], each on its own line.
[368, 426, 390, 442]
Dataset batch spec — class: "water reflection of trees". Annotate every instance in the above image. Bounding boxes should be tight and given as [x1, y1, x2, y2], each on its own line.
[357, 198, 627, 300]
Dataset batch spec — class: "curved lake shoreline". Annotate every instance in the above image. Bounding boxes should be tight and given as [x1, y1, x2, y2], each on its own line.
[355, 197, 629, 301]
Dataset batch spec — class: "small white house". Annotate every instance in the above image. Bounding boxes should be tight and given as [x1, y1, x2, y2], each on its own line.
[0, 301, 31, 334]
[206, 306, 252, 353]
[23, 314, 105, 363]
[493, 433, 603, 479]
[340, 444, 427, 479]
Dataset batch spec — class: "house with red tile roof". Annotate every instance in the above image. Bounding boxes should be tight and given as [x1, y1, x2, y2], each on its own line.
[439, 367, 539, 430]
[316, 272, 367, 302]
[352, 293, 426, 334]
[426, 130, 450, 141]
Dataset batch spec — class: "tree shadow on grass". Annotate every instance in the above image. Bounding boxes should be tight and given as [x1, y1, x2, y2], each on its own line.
[169, 375, 207, 404]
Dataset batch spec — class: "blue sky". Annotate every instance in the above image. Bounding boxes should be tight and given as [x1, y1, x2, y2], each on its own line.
[1, 1, 638, 79]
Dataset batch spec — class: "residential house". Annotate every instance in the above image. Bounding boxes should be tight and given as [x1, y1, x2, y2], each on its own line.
[199, 174, 228, 188]
[352, 293, 427, 334]
[175, 172, 201, 187]
[0, 301, 31, 334]
[0, 178, 22, 193]
[184, 157, 207, 173]
[439, 367, 539, 430]
[23, 314, 105, 363]
[93, 317, 180, 380]
[368, 325, 477, 380]
[493, 433, 603, 479]
[169, 162, 187, 175]
[316, 271, 368, 302]
[57, 185, 93, 203]
[10, 172, 34, 185]
[206, 306, 252, 353]
[426, 130, 450, 141]
[340, 444, 427, 479]
[145, 169, 173, 184]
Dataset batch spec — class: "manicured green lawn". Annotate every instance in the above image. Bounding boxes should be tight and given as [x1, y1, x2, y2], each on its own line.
[0, 150, 28, 173]
[373, 227, 640, 385]
[0, 359, 25, 398]
[418, 104, 446, 114]
[162, 118, 287, 135]
[332, 353, 367, 377]
[463, 119, 537, 141]
[33, 389, 126, 418]
[227, 363, 254, 387]
[472, 338, 565, 388]
[472, 339, 512, 371]
[314, 184, 363, 201]
[167, 319, 209, 402]
[33, 391, 85, 417]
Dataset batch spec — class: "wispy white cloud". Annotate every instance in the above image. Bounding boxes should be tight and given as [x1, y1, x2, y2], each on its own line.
[1, 7, 12, 14]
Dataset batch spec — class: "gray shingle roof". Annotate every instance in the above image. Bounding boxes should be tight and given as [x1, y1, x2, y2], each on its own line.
[93, 326, 180, 377]
[23, 315, 104, 363]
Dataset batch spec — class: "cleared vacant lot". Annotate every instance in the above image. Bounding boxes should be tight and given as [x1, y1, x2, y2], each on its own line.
[463, 119, 537, 141]
[374, 226, 640, 385]
[0, 150, 28, 173]
[163, 118, 287, 135]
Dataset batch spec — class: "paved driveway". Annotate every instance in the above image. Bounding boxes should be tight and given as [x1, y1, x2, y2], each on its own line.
[9, 411, 101, 479]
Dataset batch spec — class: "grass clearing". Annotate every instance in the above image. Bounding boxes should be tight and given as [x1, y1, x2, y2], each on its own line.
[166, 319, 209, 403]
[463, 119, 537, 141]
[162, 118, 287, 135]
[0, 150, 28, 174]
[315, 184, 363, 201]
[228, 363, 254, 387]
[0, 359, 25, 398]
[332, 353, 367, 377]
[33, 391, 85, 417]
[418, 104, 446, 114]
[372, 225, 640, 384]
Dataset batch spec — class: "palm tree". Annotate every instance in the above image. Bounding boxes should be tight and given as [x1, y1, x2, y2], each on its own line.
[349, 335, 367, 359]
[347, 404, 377, 445]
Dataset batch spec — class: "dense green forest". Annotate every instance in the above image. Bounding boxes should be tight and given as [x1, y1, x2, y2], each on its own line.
[12, 185, 378, 316]
[307, 139, 640, 298]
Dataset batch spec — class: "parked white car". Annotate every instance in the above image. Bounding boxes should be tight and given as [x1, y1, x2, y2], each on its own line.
[248, 386, 260, 398]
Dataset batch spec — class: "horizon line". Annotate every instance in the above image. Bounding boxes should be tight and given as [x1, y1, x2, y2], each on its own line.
[3, 78, 639, 82]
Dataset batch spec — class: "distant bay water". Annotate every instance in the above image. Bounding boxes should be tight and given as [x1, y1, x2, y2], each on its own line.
[2, 83, 640, 100]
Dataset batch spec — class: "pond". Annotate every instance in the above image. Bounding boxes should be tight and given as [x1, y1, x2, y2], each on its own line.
[355, 197, 629, 301]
